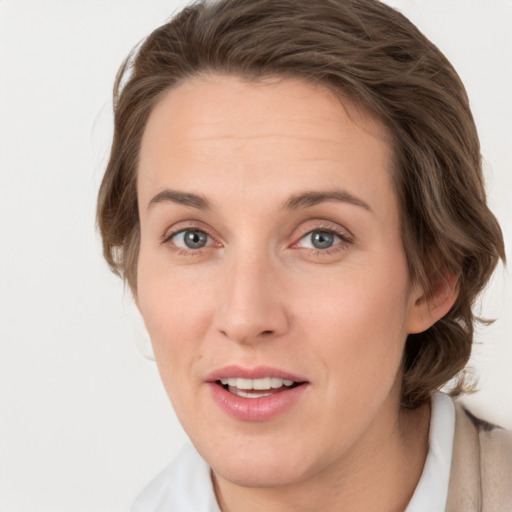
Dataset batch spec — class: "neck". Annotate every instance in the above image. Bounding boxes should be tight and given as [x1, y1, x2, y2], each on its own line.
[213, 397, 431, 512]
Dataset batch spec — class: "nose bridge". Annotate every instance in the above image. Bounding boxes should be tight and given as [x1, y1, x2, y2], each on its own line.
[215, 244, 288, 343]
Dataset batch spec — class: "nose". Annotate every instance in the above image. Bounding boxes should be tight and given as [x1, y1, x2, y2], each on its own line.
[213, 251, 290, 344]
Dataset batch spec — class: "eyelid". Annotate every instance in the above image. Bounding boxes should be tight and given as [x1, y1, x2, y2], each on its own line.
[289, 221, 355, 260]
[163, 220, 206, 240]
[161, 221, 221, 249]
[292, 220, 354, 244]
[163, 227, 201, 241]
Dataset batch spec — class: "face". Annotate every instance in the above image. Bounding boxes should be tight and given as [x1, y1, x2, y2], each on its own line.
[136, 75, 425, 488]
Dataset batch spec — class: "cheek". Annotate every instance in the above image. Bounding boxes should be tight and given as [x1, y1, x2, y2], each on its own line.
[136, 270, 215, 418]
[136, 252, 214, 368]
[294, 257, 412, 376]
[298, 268, 412, 429]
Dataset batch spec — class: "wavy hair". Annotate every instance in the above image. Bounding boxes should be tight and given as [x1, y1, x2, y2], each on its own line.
[97, 0, 505, 408]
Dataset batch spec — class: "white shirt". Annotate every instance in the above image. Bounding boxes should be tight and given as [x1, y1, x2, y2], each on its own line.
[131, 391, 455, 512]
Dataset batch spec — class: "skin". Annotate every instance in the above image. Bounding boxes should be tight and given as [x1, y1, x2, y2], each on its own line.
[135, 74, 457, 512]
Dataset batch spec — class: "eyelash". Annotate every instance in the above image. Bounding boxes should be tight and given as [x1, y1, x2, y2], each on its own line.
[293, 225, 353, 256]
[161, 226, 217, 256]
[161, 224, 353, 257]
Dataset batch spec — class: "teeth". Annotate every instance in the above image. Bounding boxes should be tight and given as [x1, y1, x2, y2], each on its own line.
[233, 389, 273, 398]
[219, 377, 295, 390]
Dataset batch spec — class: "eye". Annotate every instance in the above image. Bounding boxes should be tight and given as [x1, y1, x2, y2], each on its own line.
[170, 229, 212, 249]
[297, 229, 343, 250]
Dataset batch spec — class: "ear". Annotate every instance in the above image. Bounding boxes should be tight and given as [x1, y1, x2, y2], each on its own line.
[406, 272, 459, 334]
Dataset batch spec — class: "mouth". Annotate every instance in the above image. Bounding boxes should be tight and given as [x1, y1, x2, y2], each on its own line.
[216, 377, 302, 398]
[206, 367, 309, 421]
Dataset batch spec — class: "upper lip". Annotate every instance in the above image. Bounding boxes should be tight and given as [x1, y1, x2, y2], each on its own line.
[205, 365, 308, 383]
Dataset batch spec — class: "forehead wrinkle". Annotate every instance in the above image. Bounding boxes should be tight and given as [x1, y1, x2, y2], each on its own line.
[179, 132, 346, 144]
[175, 114, 351, 143]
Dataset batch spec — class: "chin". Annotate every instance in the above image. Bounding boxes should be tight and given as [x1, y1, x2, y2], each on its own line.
[211, 453, 310, 489]
[196, 431, 326, 489]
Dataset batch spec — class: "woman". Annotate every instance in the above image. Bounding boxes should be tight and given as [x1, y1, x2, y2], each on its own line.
[97, 0, 511, 510]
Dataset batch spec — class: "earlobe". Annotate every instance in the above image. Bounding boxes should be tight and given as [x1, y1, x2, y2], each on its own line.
[407, 273, 459, 334]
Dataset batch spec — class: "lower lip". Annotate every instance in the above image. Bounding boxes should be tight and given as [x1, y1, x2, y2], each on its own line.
[207, 382, 309, 422]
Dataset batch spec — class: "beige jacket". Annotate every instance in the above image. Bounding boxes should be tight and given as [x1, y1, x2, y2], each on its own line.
[445, 401, 512, 511]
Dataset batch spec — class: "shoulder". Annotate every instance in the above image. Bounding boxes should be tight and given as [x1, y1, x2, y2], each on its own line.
[445, 399, 512, 512]
[130, 443, 219, 512]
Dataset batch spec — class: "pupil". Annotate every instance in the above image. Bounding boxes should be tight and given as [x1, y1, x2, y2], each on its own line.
[312, 231, 333, 249]
[184, 230, 207, 249]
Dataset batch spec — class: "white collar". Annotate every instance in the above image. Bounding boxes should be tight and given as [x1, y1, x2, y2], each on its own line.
[131, 442, 220, 512]
[404, 391, 455, 512]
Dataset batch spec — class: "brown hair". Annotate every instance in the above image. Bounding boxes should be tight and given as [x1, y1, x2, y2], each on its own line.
[97, 0, 505, 408]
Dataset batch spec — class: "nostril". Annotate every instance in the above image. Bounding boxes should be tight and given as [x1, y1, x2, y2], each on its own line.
[260, 330, 274, 336]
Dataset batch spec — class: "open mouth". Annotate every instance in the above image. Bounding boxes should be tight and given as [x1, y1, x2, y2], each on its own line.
[217, 377, 303, 398]
[208, 370, 309, 420]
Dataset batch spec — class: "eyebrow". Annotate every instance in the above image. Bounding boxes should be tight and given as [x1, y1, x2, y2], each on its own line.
[284, 189, 372, 212]
[147, 187, 372, 213]
[147, 189, 210, 211]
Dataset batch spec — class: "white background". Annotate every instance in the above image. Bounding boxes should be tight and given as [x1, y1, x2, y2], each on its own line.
[0, 1, 511, 511]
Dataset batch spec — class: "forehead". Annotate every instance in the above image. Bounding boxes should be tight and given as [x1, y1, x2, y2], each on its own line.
[138, 74, 395, 215]
[142, 73, 390, 150]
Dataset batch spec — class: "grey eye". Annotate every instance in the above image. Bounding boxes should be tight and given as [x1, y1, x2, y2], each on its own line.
[173, 229, 210, 249]
[299, 230, 341, 250]
[311, 231, 335, 249]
